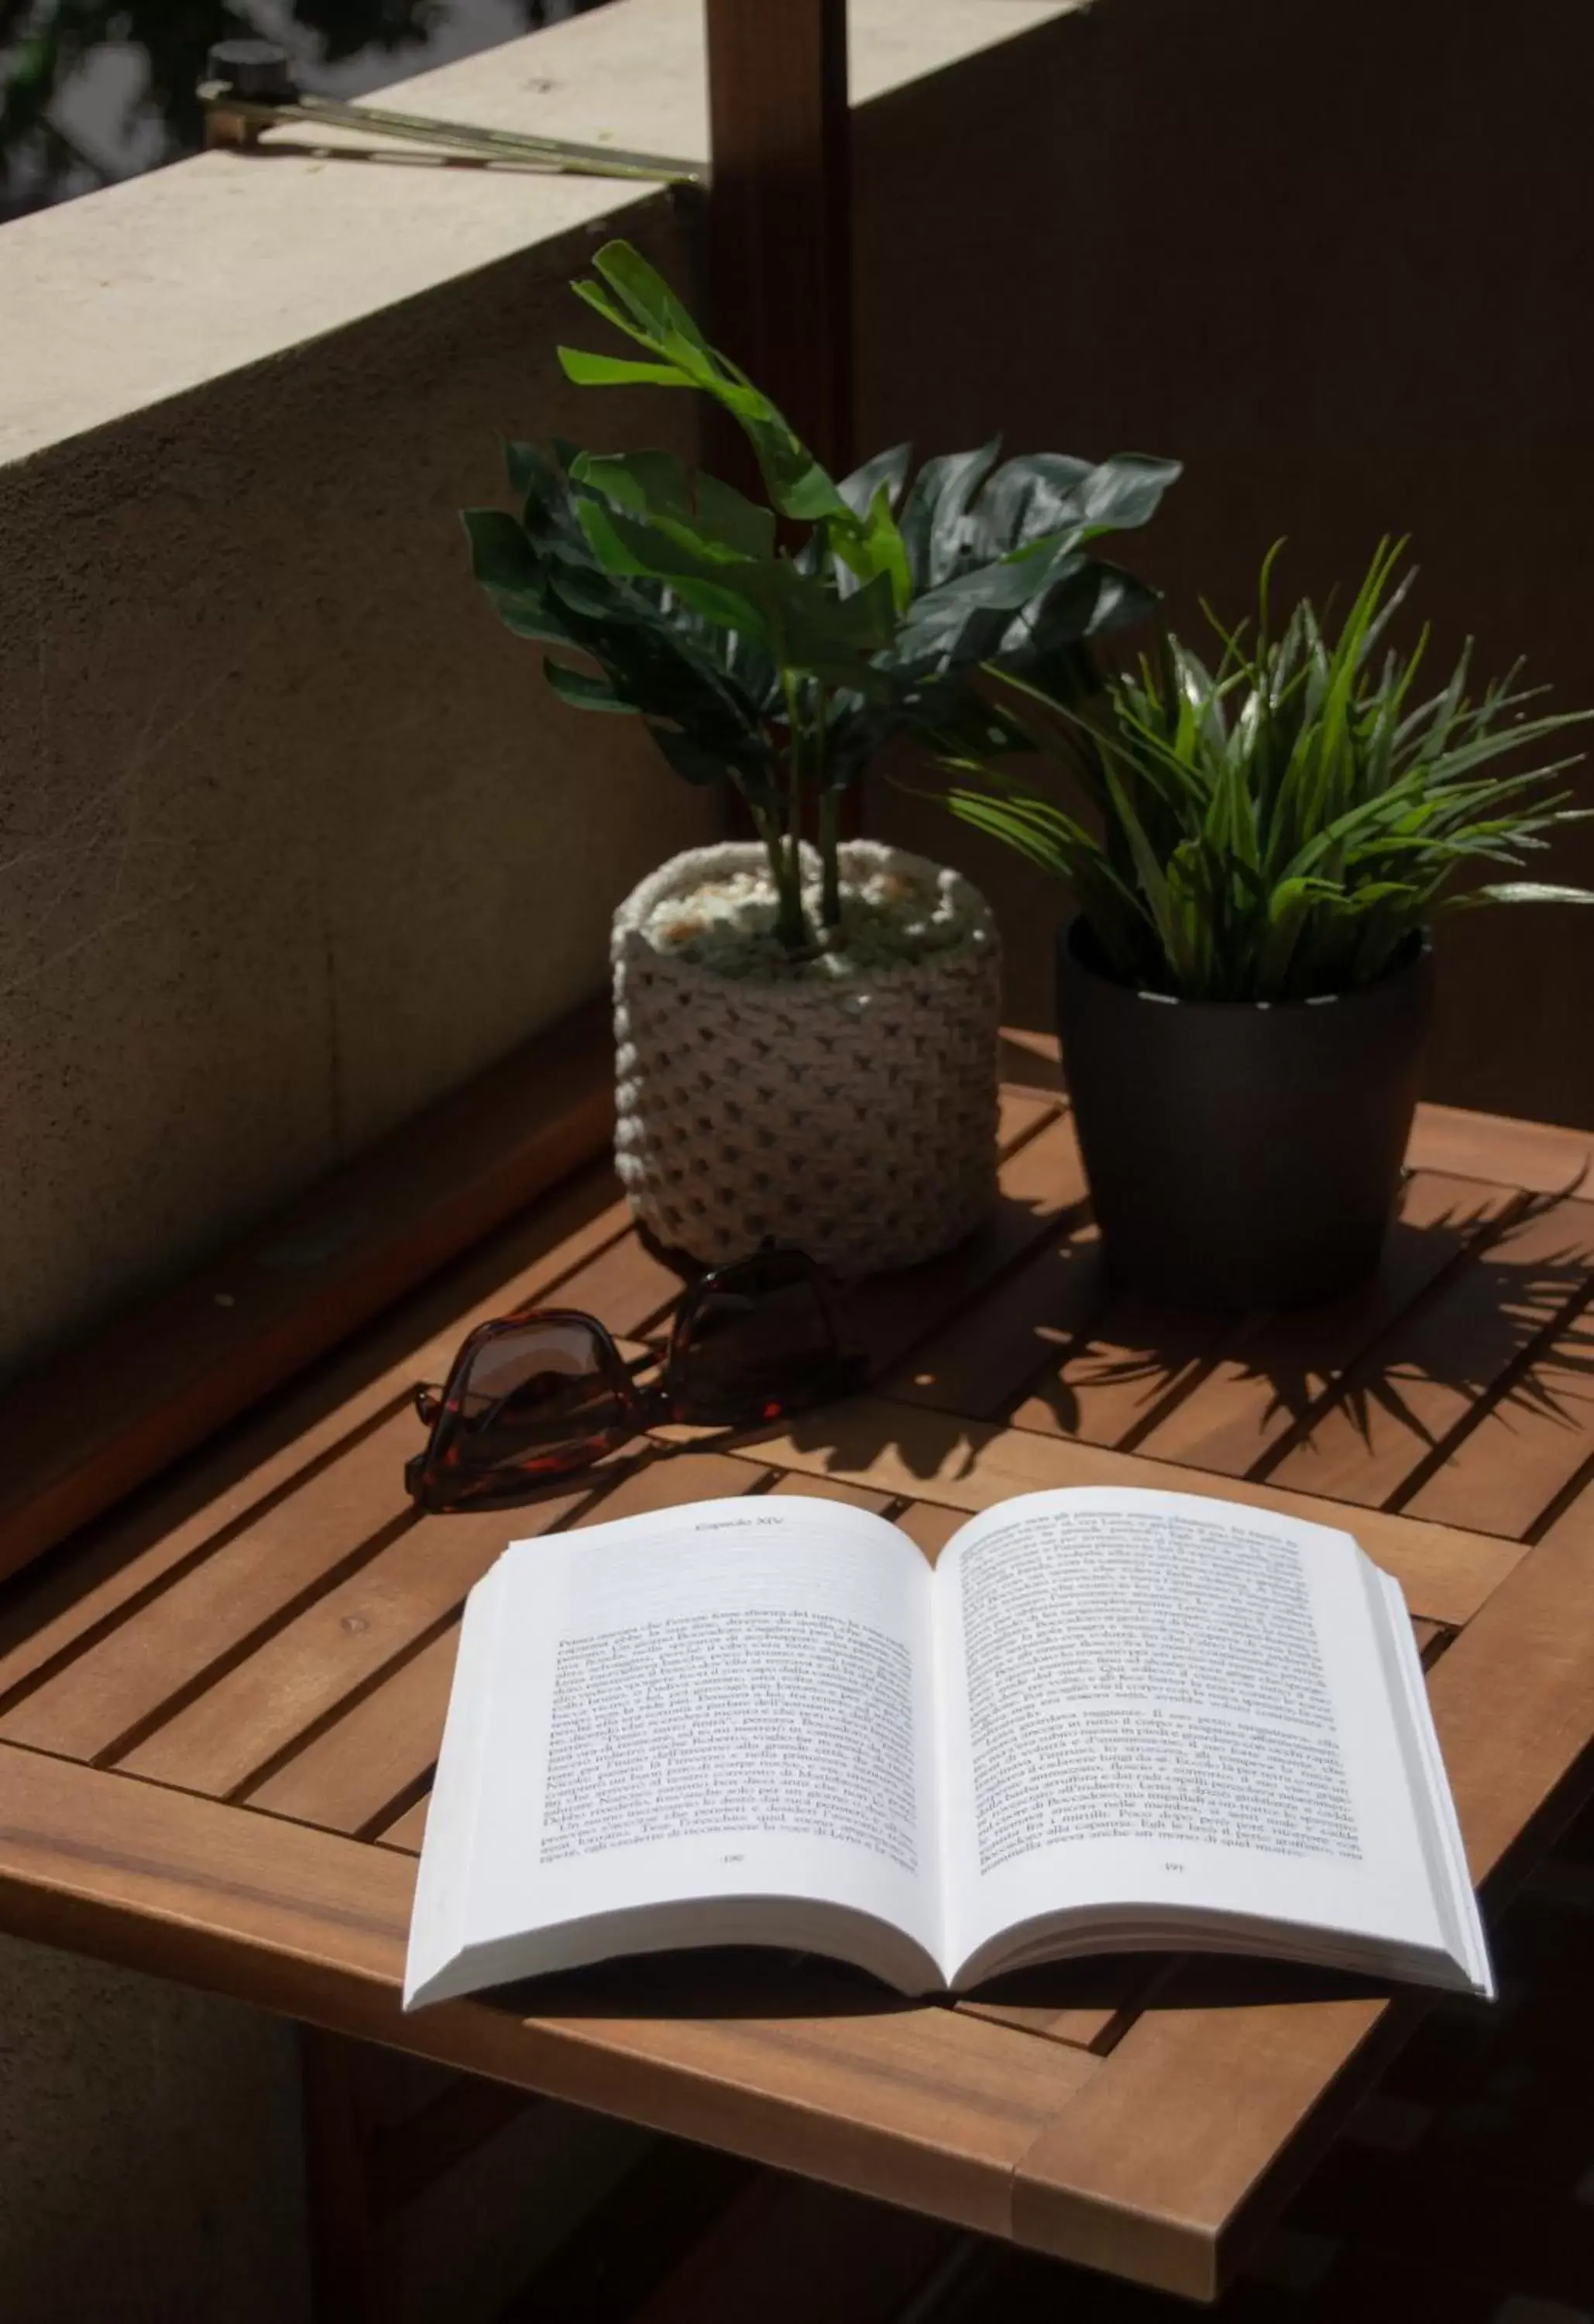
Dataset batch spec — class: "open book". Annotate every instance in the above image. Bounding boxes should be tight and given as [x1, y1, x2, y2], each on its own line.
[404, 1487, 1493, 2008]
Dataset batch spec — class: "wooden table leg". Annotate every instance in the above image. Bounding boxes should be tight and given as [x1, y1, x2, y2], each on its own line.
[301, 2027, 392, 2324]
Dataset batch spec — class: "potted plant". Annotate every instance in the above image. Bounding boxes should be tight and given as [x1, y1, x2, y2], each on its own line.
[938, 541, 1594, 1308]
[464, 241, 1179, 1273]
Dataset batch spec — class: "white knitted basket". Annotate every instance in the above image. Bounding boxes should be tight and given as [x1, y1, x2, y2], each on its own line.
[613, 841, 1001, 1274]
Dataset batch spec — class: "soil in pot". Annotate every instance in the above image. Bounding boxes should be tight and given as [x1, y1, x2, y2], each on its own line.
[1055, 919, 1434, 1311]
[613, 841, 1002, 1276]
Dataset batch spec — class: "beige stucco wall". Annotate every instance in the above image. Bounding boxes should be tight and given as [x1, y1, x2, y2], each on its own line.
[0, 169, 713, 1391]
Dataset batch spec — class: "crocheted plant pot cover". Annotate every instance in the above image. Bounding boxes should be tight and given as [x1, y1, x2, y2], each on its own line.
[612, 840, 1002, 1274]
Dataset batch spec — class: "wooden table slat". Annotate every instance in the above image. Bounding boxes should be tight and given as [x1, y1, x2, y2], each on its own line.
[0, 1161, 634, 1707]
[1404, 1101, 1592, 1196]
[956, 1954, 1166, 2056]
[129, 1452, 771, 1816]
[1010, 1969, 1396, 2299]
[376, 1794, 431, 1855]
[1396, 1295, 1594, 1539]
[1009, 1288, 1238, 1453]
[764, 1474, 896, 1512]
[1092, 1170, 1520, 1477]
[890, 1503, 968, 1562]
[1259, 1196, 1594, 1514]
[887, 1228, 1105, 1421]
[0, 1414, 426, 1763]
[736, 1396, 1527, 1629]
[1426, 1489, 1594, 1888]
[115, 1498, 579, 1798]
[249, 1624, 462, 1838]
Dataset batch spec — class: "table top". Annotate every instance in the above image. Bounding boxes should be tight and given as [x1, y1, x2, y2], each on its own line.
[3, 1036, 1593, 2302]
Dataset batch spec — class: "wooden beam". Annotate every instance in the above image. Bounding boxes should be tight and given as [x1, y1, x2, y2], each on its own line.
[301, 2029, 392, 2324]
[704, 0, 854, 478]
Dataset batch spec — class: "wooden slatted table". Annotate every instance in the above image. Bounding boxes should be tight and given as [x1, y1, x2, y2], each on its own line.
[3, 1028, 1594, 2306]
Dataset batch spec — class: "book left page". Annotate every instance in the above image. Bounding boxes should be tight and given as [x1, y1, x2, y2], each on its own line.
[404, 1494, 944, 2006]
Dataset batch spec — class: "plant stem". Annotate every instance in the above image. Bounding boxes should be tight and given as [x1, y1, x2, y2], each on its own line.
[819, 788, 842, 926]
[750, 801, 808, 955]
[775, 672, 814, 957]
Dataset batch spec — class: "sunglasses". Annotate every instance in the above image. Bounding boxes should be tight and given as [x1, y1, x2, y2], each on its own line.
[404, 1243, 866, 1513]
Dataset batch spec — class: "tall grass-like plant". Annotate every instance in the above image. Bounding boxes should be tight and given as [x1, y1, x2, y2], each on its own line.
[464, 240, 1179, 958]
[940, 541, 1594, 1001]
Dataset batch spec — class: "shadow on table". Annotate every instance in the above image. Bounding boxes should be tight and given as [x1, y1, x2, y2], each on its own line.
[722, 1178, 1594, 1494]
[478, 1946, 1415, 2025]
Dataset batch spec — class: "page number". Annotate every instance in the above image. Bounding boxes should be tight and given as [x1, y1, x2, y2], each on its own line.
[722, 1852, 745, 1865]
[1163, 1861, 1185, 1873]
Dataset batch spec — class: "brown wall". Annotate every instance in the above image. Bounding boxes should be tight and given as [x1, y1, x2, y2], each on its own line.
[860, 0, 1594, 1126]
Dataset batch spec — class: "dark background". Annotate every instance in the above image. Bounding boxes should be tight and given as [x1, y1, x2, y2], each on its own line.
[861, 0, 1594, 1126]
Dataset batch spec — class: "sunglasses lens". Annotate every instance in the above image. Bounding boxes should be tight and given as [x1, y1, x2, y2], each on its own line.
[673, 1251, 849, 1423]
[409, 1314, 640, 1513]
[456, 1319, 625, 1456]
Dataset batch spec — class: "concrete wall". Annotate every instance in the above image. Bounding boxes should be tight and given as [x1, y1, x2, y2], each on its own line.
[0, 187, 715, 1391]
[0, 1935, 311, 2324]
[864, 0, 1594, 1126]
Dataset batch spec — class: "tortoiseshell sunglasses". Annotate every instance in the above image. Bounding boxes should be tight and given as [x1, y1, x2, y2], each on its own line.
[404, 1243, 865, 1513]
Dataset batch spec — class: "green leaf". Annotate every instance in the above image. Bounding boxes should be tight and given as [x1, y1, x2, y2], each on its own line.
[544, 660, 633, 712]
[1078, 453, 1184, 533]
[468, 239, 1182, 901]
[557, 348, 696, 389]
[648, 724, 737, 785]
[837, 443, 912, 520]
[462, 508, 541, 593]
[592, 239, 714, 356]
[503, 440, 552, 501]
[898, 440, 1002, 587]
[1469, 881, 1594, 906]
[937, 539, 1594, 999]
[572, 449, 776, 562]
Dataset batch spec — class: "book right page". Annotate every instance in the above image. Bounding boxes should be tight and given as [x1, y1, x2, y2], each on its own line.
[933, 1487, 1465, 1985]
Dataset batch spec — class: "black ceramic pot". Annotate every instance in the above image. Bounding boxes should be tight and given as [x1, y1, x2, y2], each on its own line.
[1054, 920, 1434, 1311]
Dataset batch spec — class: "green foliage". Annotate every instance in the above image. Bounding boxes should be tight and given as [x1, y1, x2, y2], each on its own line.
[940, 541, 1594, 1001]
[468, 239, 1179, 954]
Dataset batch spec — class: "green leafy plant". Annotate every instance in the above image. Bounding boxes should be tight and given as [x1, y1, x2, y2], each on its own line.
[464, 239, 1179, 956]
[939, 540, 1594, 1001]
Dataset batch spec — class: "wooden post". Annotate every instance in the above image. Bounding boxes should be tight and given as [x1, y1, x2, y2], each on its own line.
[703, 0, 854, 480]
[703, 0, 858, 841]
[301, 2030, 390, 2324]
